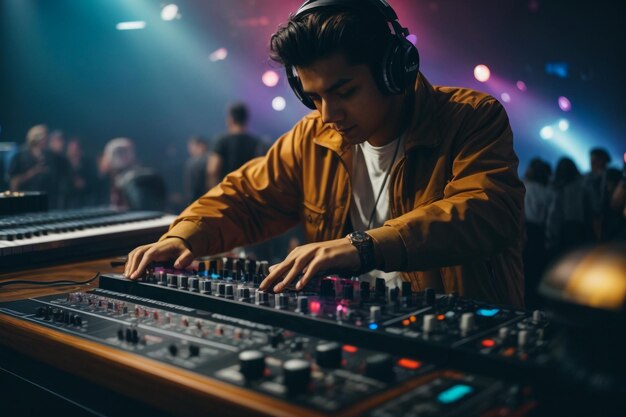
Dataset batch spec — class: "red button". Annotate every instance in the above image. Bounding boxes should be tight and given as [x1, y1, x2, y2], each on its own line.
[481, 339, 496, 348]
[398, 358, 422, 369]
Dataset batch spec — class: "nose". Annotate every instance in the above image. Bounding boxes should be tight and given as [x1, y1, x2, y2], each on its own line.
[320, 98, 344, 125]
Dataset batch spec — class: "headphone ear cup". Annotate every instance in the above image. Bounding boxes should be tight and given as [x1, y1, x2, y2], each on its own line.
[380, 38, 402, 95]
[286, 65, 316, 110]
[380, 37, 420, 95]
[401, 39, 420, 92]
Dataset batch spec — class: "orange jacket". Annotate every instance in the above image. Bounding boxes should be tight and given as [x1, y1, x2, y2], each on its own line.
[162, 74, 525, 307]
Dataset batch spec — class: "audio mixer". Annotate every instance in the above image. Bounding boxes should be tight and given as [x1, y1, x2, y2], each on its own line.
[98, 256, 552, 378]
[0, 284, 534, 416]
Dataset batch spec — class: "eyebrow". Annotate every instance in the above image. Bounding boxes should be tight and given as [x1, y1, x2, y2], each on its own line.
[302, 78, 352, 96]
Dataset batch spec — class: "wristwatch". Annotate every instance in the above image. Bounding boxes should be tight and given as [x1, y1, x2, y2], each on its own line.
[346, 231, 376, 274]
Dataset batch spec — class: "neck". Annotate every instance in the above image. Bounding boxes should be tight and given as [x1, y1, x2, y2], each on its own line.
[228, 125, 246, 134]
[367, 94, 413, 147]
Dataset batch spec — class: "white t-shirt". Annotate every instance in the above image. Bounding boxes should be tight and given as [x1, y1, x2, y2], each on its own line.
[350, 137, 404, 288]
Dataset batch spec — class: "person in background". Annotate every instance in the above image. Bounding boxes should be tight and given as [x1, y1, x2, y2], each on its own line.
[583, 147, 612, 241]
[99, 137, 167, 211]
[522, 157, 552, 308]
[66, 137, 98, 208]
[546, 157, 590, 258]
[8, 124, 68, 209]
[183, 136, 210, 204]
[47, 129, 71, 208]
[207, 102, 265, 188]
[610, 155, 626, 240]
[99, 137, 137, 208]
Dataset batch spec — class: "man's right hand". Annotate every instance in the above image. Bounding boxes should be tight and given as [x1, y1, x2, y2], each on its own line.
[124, 237, 194, 280]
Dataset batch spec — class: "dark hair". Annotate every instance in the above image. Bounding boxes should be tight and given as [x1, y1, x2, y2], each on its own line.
[188, 136, 209, 148]
[228, 102, 249, 126]
[525, 157, 552, 186]
[590, 147, 611, 164]
[269, 7, 390, 71]
[553, 157, 580, 188]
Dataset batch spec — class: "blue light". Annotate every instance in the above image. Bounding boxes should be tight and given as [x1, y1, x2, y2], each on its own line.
[210, 273, 220, 279]
[437, 384, 474, 404]
[545, 62, 569, 78]
[368, 323, 379, 330]
[476, 308, 500, 317]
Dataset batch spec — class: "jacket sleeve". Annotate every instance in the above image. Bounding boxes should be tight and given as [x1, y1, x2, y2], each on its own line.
[368, 98, 525, 271]
[159, 123, 306, 256]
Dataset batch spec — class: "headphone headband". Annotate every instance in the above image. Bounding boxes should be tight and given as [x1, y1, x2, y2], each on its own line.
[295, 0, 399, 23]
[287, 0, 419, 109]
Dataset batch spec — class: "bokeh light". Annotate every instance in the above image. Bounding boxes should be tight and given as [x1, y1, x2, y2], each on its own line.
[558, 96, 572, 111]
[116, 21, 146, 31]
[540, 126, 554, 140]
[272, 96, 286, 111]
[161, 4, 179, 21]
[558, 119, 570, 131]
[474, 65, 491, 82]
[262, 70, 279, 87]
[516, 81, 527, 91]
[500, 92, 511, 103]
[406, 34, 418, 45]
[209, 47, 228, 62]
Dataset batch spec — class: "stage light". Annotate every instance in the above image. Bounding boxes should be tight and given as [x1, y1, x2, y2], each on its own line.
[473, 65, 491, 82]
[558, 96, 571, 111]
[209, 48, 228, 62]
[500, 93, 511, 103]
[116, 21, 146, 31]
[558, 119, 570, 131]
[161, 4, 179, 21]
[272, 96, 286, 111]
[406, 34, 417, 45]
[540, 126, 554, 140]
[262, 70, 279, 87]
[516, 81, 527, 91]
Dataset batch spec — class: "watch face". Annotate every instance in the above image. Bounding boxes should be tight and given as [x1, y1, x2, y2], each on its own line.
[350, 231, 367, 244]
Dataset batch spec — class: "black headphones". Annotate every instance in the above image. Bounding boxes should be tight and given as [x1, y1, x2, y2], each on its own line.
[286, 0, 420, 110]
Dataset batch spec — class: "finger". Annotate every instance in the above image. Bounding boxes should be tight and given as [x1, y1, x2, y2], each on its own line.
[174, 250, 194, 269]
[259, 260, 292, 290]
[130, 247, 160, 280]
[274, 253, 315, 293]
[296, 257, 325, 291]
[125, 246, 147, 278]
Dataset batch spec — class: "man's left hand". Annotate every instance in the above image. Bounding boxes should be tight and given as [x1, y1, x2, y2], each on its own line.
[259, 238, 360, 292]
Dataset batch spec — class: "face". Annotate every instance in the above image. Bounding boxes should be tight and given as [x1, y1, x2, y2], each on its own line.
[296, 53, 405, 147]
[590, 154, 607, 174]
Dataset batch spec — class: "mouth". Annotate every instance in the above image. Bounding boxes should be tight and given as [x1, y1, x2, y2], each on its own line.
[335, 125, 356, 136]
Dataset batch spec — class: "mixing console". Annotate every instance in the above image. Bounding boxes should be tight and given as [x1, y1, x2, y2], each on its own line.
[97, 256, 552, 377]
[0, 288, 534, 416]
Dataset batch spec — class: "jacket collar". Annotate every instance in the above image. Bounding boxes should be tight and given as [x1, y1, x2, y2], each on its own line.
[313, 72, 442, 155]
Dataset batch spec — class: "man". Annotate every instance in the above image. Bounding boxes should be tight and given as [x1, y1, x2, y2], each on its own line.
[207, 102, 265, 188]
[8, 124, 68, 209]
[125, 0, 525, 307]
[183, 136, 210, 204]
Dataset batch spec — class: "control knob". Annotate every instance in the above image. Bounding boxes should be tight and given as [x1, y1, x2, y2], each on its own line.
[239, 350, 265, 381]
[315, 342, 342, 368]
[283, 359, 311, 394]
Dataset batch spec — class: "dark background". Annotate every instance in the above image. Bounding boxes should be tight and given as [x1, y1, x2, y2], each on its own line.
[1, 0, 624, 179]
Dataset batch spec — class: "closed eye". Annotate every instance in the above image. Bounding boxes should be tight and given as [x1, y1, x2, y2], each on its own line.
[337, 87, 357, 99]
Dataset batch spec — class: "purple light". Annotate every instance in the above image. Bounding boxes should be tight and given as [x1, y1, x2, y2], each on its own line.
[406, 34, 418, 45]
[558, 96, 572, 112]
[516, 81, 527, 91]
[500, 92, 511, 103]
[262, 70, 279, 87]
